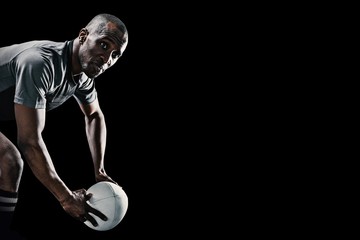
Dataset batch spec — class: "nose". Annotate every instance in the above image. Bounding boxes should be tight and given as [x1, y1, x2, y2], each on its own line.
[99, 56, 111, 71]
[103, 56, 113, 68]
[101, 50, 119, 69]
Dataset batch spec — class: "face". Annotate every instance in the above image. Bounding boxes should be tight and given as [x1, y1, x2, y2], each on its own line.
[78, 23, 128, 78]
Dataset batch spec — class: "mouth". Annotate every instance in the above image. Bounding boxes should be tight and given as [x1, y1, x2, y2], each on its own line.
[98, 66, 105, 74]
[92, 62, 104, 75]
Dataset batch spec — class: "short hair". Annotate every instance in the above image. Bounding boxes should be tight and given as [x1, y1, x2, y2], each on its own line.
[86, 13, 127, 37]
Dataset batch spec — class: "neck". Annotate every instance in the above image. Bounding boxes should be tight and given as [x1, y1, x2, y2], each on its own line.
[71, 38, 82, 75]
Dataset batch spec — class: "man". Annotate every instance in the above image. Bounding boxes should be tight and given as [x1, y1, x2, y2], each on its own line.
[0, 13, 128, 237]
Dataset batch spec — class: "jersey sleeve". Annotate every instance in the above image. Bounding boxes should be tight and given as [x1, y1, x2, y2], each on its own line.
[73, 75, 97, 105]
[13, 49, 51, 109]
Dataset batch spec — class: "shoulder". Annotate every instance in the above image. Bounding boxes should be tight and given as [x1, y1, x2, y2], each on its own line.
[14, 40, 69, 70]
[17, 40, 64, 59]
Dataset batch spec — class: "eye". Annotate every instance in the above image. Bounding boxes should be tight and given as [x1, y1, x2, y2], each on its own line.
[100, 42, 108, 50]
[111, 51, 121, 59]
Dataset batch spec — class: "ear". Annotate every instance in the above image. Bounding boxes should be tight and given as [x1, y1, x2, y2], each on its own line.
[78, 28, 89, 44]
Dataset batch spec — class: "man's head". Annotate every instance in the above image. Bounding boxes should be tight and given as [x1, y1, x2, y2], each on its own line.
[75, 13, 128, 78]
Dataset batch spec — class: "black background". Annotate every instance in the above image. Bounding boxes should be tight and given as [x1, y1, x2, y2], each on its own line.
[0, 5, 195, 239]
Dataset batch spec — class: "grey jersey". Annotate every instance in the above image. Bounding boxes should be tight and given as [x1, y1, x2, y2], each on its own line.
[0, 40, 97, 113]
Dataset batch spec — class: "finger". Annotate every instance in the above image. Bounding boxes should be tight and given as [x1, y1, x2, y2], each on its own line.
[87, 205, 108, 221]
[74, 188, 87, 195]
[85, 193, 93, 201]
[79, 215, 87, 223]
[111, 180, 120, 186]
[103, 178, 120, 186]
[85, 213, 99, 227]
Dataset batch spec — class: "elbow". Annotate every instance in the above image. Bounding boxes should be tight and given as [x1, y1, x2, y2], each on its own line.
[86, 110, 105, 123]
[17, 137, 39, 159]
[17, 138, 29, 153]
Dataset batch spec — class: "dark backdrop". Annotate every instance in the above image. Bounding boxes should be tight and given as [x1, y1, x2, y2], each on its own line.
[0, 5, 176, 240]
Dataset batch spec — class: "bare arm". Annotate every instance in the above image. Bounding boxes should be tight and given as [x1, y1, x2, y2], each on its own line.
[14, 103, 106, 226]
[78, 99, 117, 184]
[15, 103, 72, 202]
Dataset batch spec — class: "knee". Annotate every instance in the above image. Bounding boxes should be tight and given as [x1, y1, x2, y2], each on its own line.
[0, 147, 24, 180]
[0, 147, 24, 192]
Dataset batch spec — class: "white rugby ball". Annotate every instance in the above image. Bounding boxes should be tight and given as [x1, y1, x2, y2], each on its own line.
[84, 181, 128, 231]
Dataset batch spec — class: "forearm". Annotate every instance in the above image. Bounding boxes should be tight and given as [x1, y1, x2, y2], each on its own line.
[18, 140, 72, 202]
[85, 112, 107, 173]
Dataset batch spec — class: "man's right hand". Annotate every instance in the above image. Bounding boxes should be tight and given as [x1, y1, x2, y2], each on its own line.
[60, 189, 108, 227]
